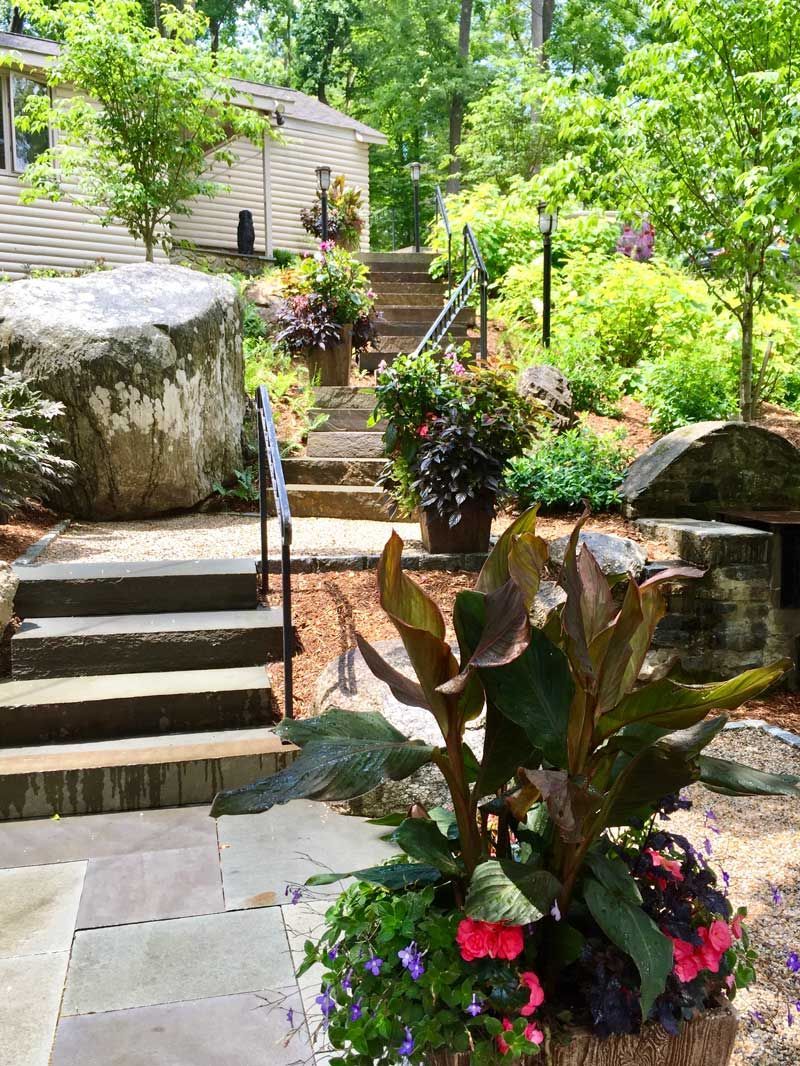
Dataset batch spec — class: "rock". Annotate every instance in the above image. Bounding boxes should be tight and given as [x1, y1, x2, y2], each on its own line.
[314, 639, 484, 817]
[0, 562, 18, 632]
[245, 275, 284, 329]
[621, 421, 800, 520]
[0, 264, 245, 519]
[531, 580, 567, 627]
[548, 531, 647, 581]
[518, 364, 576, 432]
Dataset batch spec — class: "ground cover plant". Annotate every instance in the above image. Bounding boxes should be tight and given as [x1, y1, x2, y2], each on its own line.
[212, 509, 799, 1062]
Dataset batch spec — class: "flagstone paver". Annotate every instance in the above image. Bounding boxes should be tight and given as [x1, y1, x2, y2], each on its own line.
[0, 861, 85, 957]
[217, 799, 395, 909]
[0, 951, 70, 1066]
[0, 805, 217, 868]
[50, 989, 311, 1066]
[76, 844, 224, 929]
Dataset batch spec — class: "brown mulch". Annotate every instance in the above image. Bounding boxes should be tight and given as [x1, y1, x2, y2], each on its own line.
[730, 690, 800, 735]
[583, 396, 657, 457]
[756, 403, 800, 449]
[0, 505, 58, 563]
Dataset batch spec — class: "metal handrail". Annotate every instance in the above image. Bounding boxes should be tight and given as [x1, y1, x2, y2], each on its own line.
[256, 384, 294, 718]
[412, 222, 488, 361]
[434, 185, 453, 293]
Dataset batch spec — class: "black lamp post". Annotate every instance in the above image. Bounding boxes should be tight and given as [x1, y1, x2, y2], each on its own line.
[538, 202, 558, 348]
[315, 165, 332, 241]
[410, 161, 421, 252]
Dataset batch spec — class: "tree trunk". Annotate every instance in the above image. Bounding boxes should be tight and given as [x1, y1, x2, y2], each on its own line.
[740, 300, 755, 422]
[144, 234, 155, 263]
[9, 6, 24, 32]
[530, 0, 554, 63]
[446, 0, 474, 194]
[210, 18, 221, 54]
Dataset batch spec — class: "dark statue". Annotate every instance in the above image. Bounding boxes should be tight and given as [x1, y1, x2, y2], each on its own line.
[237, 209, 256, 255]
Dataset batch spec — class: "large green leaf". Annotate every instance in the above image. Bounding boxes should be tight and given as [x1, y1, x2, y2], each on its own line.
[583, 877, 673, 1016]
[394, 818, 463, 874]
[465, 859, 560, 924]
[211, 709, 436, 817]
[605, 745, 700, 825]
[699, 755, 800, 797]
[518, 768, 600, 843]
[595, 660, 791, 740]
[474, 706, 540, 798]
[442, 580, 530, 696]
[306, 862, 443, 889]
[507, 531, 548, 610]
[584, 850, 642, 904]
[475, 505, 541, 594]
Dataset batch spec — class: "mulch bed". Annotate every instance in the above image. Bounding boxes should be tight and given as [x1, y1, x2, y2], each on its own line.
[0, 505, 58, 564]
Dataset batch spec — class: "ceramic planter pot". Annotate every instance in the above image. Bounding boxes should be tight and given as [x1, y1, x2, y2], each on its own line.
[424, 1005, 738, 1066]
[419, 494, 495, 554]
[301, 323, 353, 386]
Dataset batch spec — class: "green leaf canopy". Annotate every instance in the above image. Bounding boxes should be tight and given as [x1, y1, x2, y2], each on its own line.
[466, 859, 561, 925]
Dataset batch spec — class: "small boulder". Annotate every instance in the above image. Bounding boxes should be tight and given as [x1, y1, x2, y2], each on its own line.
[0, 562, 19, 632]
[549, 531, 647, 581]
[0, 264, 245, 519]
[245, 275, 284, 330]
[518, 364, 576, 432]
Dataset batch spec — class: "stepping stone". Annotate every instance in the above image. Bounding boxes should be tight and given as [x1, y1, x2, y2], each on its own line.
[287, 485, 394, 520]
[0, 666, 274, 745]
[13, 557, 257, 618]
[51, 989, 310, 1066]
[0, 727, 296, 819]
[11, 607, 283, 679]
[281, 457, 385, 486]
[0, 951, 69, 1066]
[61, 907, 294, 1015]
[380, 304, 474, 326]
[309, 407, 386, 432]
[306, 430, 385, 459]
[0, 861, 86, 957]
[312, 385, 376, 410]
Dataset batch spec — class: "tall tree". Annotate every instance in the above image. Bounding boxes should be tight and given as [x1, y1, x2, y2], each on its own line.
[446, 0, 473, 193]
[530, 0, 553, 63]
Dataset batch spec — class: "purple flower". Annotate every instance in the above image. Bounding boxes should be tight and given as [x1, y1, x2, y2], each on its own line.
[466, 994, 483, 1017]
[398, 1027, 415, 1056]
[319, 239, 335, 253]
[787, 952, 800, 973]
[364, 956, 384, 976]
[286, 1007, 294, 1026]
[770, 883, 784, 906]
[551, 901, 562, 922]
[789, 1006, 795, 1027]
[315, 986, 336, 1018]
[704, 808, 717, 822]
[341, 968, 353, 990]
[349, 999, 363, 1022]
[398, 941, 425, 981]
[750, 1010, 765, 1024]
[722, 870, 731, 890]
[284, 885, 303, 905]
[703, 838, 713, 856]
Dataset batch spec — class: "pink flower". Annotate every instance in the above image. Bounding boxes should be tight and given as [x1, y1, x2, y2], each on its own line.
[725, 974, 736, 990]
[456, 919, 495, 962]
[708, 920, 733, 954]
[732, 914, 744, 940]
[497, 1017, 514, 1055]
[697, 927, 723, 973]
[524, 1023, 544, 1045]
[495, 925, 525, 961]
[671, 937, 702, 983]
[418, 424, 429, 437]
[645, 848, 684, 883]
[520, 971, 545, 1015]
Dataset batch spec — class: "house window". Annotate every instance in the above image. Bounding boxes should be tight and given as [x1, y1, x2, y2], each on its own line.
[0, 74, 50, 173]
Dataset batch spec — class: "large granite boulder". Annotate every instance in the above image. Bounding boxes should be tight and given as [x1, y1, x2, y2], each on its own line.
[0, 264, 245, 519]
[518, 364, 576, 432]
[549, 531, 647, 581]
[621, 421, 800, 519]
[0, 562, 18, 632]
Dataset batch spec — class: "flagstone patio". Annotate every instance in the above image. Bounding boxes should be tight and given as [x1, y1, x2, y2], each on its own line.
[0, 800, 393, 1066]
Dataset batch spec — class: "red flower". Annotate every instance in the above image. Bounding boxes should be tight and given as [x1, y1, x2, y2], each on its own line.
[456, 919, 524, 962]
[519, 971, 545, 1016]
[418, 424, 429, 437]
[497, 1017, 514, 1055]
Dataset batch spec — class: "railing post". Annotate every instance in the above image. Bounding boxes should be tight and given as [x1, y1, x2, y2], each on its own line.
[480, 275, 488, 362]
[257, 396, 269, 597]
[447, 232, 453, 295]
[281, 541, 293, 718]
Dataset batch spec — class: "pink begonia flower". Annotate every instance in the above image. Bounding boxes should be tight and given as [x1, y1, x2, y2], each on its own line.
[671, 937, 702, 983]
[524, 1023, 544, 1045]
[732, 913, 744, 940]
[725, 975, 736, 990]
[519, 971, 545, 1015]
[497, 1017, 514, 1055]
[708, 920, 733, 954]
[418, 424, 429, 437]
[645, 848, 684, 882]
[456, 919, 524, 963]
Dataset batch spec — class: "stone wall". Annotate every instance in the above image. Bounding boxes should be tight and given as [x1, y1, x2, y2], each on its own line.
[171, 247, 271, 277]
[637, 518, 798, 683]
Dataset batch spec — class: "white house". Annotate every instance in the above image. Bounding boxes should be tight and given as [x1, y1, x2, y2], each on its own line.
[0, 32, 387, 278]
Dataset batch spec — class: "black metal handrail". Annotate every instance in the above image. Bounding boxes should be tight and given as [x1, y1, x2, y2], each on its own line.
[412, 222, 488, 361]
[256, 385, 294, 718]
[434, 185, 453, 293]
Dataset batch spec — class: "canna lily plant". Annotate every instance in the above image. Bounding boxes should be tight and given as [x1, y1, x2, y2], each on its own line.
[212, 508, 799, 1058]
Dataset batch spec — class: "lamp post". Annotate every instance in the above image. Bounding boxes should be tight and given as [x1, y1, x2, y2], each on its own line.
[315, 165, 332, 242]
[410, 161, 421, 253]
[538, 202, 558, 348]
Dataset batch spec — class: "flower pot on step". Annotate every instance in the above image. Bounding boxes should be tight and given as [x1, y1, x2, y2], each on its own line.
[419, 495, 495, 554]
[424, 1005, 738, 1066]
[301, 323, 353, 386]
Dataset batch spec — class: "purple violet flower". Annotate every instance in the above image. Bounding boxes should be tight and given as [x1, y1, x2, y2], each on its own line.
[328, 945, 339, 961]
[722, 870, 731, 890]
[770, 883, 785, 906]
[398, 1027, 415, 1056]
[466, 994, 483, 1017]
[551, 901, 562, 922]
[284, 885, 303, 905]
[315, 987, 336, 1018]
[750, 1010, 765, 1024]
[398, 941, 425, 981]
[787, 952, 800, 974]
[364, 956, 384, 976]
[349, 999, 363, 1022]
[286, 1008, 294, 1026]
[703, 838, 713, 856]
[341, 968, 353, 990]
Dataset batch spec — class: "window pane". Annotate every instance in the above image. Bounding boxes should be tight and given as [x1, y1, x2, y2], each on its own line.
[12, 76, 49, 171]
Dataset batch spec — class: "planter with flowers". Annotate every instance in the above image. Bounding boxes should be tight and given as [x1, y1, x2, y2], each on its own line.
[372, 348, 539, 553]
[300, 175, 366, 252]
[275, 242, 378, 385]
[212, 507, 798, 1064]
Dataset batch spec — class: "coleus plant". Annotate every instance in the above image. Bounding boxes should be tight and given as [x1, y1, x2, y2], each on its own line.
[212, 507, 798, 1022]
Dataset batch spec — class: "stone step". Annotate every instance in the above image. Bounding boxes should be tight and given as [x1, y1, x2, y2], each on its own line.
[13, 557, 256, 619]
[309, 408, 386, 432]
[370, 281, 445, 296]
[380, 305, 474, 326]
[0, 726, 296, 820]
[359, 336, 474, 373]
[376, 293, 445, 308]
[375, 319, 470, 337]
[11, 608, 284, 680]
[360, 252, 435, 269]
[368, 270, 437, 284]
[287, 484, 394, 520]
[0, 666, 274, 746]
[281, 457, 385, 485]
[312, 385, 376, 410]
[306, 431, 385, 459]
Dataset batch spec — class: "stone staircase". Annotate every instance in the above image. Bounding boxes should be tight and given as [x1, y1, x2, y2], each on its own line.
[279, 251, 475, 521]
[0, 558, 293, 820]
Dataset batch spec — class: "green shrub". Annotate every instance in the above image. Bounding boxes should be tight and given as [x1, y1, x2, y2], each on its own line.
[635, 347, 738, 435]
[0, 370, 75, 517]
[505, 426, 633, 511]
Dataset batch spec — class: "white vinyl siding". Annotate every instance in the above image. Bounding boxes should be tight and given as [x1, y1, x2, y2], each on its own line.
[170, 135, 268, 255]
[269, 117, 371, 254]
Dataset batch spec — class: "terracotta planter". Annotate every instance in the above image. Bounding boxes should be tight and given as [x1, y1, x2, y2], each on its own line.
[300, 323, 353, 386]
[424, 1005, 738, 1066]
[419, 495, 495, 554]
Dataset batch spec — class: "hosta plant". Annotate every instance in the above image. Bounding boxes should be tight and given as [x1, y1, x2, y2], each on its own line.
[212, 509, 798, 1062]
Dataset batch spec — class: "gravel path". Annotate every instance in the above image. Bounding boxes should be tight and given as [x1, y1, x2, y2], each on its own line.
[669, 729, 800, 1066]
